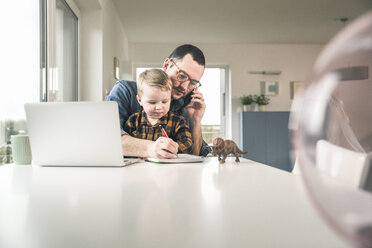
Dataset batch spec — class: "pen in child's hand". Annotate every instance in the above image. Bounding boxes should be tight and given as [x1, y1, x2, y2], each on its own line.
[160, 125, 169, 138]
[159, 125, 178, 157]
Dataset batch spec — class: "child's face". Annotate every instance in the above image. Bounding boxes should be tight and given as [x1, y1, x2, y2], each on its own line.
[137, 84, 171, 123]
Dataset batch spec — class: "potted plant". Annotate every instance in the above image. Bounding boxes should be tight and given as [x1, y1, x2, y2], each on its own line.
[240, 95, 255, 111]
[255, 94, 270, 111]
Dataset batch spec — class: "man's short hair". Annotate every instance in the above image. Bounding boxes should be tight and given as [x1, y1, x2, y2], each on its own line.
[137, 69, 172, 97]
[168, 44, 205, 66]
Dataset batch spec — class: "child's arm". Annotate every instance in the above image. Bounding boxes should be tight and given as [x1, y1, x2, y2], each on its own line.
[123, 112, 140, 137]
[174, 117, 193, 154]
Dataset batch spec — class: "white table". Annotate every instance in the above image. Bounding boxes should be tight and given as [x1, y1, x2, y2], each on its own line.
[0, 157, 352, 248]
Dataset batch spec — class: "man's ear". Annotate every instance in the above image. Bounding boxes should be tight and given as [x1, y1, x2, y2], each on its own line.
[136, 95, 142, 106]
[163, 58, 171, 72]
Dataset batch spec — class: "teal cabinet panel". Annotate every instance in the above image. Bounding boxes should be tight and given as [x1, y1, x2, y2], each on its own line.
[240, 112, 292, 171]
[240, 113, 267, 164]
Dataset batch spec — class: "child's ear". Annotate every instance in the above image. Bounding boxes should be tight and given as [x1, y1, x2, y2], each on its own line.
[136, 95, 142, 106]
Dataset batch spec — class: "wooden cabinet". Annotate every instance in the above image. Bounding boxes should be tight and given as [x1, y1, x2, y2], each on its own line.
[240, 111, 292, 171]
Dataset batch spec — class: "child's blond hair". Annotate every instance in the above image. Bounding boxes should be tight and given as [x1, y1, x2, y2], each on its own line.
[137, 69, 172, 97]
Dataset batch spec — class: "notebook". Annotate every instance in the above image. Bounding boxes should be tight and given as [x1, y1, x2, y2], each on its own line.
[24, 101, 140, 167]
[146, 154, 204, 164]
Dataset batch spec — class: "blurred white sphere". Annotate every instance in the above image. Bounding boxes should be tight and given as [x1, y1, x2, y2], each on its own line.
[292, 11, 372, 248]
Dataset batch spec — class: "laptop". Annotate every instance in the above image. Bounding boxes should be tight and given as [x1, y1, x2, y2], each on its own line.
[24, 101, 140, 167]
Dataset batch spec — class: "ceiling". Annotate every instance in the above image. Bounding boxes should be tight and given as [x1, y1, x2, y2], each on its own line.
[112, 0, 372, 44]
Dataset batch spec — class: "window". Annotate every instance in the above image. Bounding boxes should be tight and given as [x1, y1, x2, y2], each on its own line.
[0, 0, 79, 164]
[0, 0, 40, 161]
[200, 67, 226, 144]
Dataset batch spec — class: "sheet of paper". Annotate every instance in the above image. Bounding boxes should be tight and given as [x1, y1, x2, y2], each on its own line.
[146, 154, 204, 163]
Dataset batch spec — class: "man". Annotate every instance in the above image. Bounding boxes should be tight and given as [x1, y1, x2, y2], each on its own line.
[106, 44, 211, 158]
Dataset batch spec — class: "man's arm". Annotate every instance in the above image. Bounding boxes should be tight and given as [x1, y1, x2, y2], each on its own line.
[105, 81, 140, 133]
[121, 135, 152, 157]
[122, 135, 179, 158]
[185, 88, 211, 156]
[189, 119, 203, 155]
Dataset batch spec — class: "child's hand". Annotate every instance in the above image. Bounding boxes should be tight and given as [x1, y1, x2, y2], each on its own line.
[150, 137, 179, 158]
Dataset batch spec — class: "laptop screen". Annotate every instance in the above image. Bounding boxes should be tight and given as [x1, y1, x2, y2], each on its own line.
[25, 102, 124, 166]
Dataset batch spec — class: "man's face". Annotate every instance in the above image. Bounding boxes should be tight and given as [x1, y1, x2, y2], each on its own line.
[164, 54, 204, 100]
[137, 85, 171, 123]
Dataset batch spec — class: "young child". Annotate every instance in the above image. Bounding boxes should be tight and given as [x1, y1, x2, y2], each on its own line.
[123, 69, 193, 154]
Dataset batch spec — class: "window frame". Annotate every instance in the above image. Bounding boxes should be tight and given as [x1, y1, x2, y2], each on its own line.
[40, 0, 80, 102]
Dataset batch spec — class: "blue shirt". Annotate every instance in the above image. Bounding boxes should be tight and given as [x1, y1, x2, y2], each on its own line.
[106, 80, 211, 156]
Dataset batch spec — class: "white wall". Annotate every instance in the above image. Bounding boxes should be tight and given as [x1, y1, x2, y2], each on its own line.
[100, 0, 130, 99]
[77, 0, 130, 101]
[79, 8, 102, 100]
[130, 43, 324, 144]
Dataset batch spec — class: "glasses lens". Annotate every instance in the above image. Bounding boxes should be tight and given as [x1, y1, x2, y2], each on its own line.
[189, 80, 199, 86]
[177, 71, 189, 82]
[195, 81, 201, 87]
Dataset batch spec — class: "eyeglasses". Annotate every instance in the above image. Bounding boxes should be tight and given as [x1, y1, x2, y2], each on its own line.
[170, 59, 202, 88]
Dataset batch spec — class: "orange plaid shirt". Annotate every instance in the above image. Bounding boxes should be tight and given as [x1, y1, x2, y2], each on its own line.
[124, 110, 193, 153]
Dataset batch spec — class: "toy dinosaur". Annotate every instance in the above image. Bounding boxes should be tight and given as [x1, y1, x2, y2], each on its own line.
[210, 137, 247, 163]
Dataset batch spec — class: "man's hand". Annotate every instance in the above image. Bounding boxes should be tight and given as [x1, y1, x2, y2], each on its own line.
[185, 88, 206, 123]
[149, 137, 179, 158]
[184, 88, 205, 155]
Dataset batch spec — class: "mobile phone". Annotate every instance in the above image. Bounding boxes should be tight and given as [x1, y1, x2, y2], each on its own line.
[183, 90, 194, 106]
